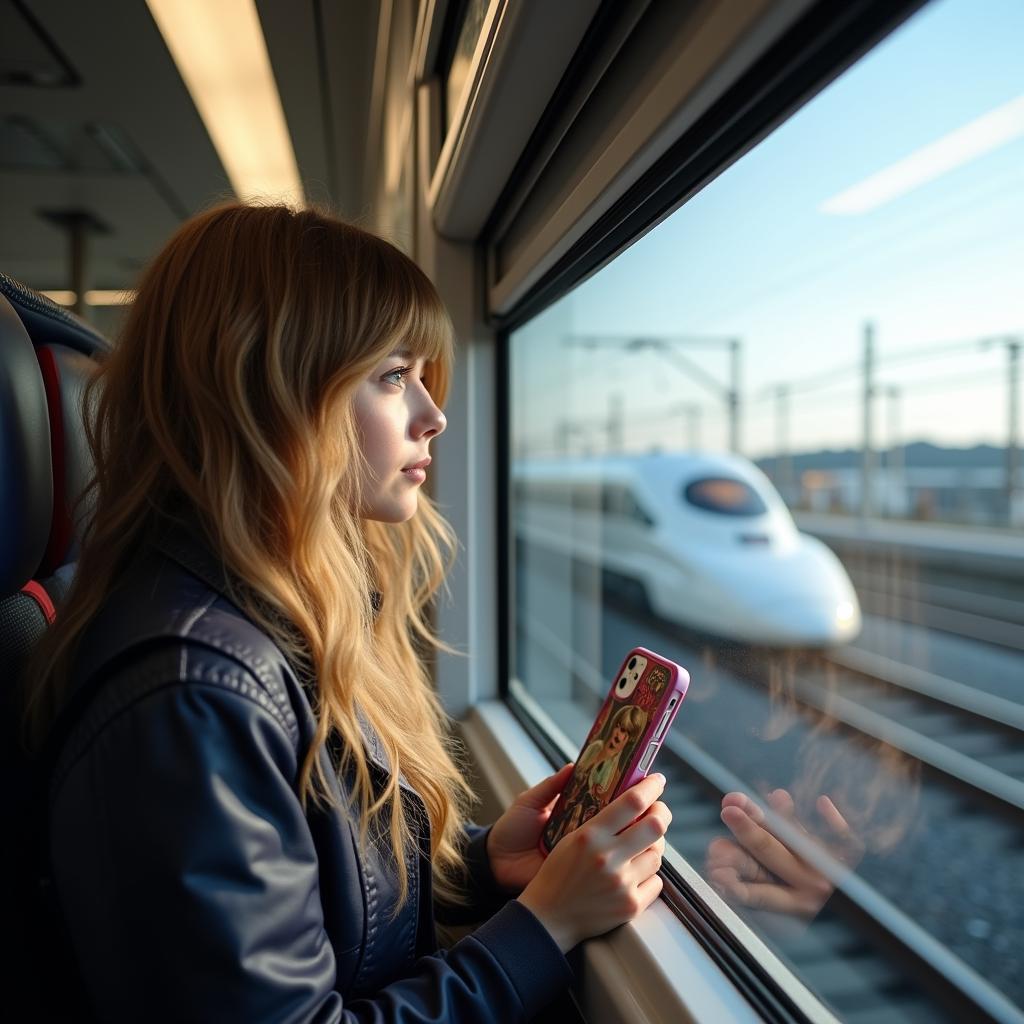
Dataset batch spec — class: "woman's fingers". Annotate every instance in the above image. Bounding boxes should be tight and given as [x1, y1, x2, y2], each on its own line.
[720, 804, 814, 890]
[706, 837, 771, 883]
[639, 835, 667, 862]
[720, 791, 764, 824]
[709, 868, 816, 916]
[591, 774, 666, 838]
[627, 841, 664, 884]
[633, 872, 665, 912]
[614, 801, 672, 864]
[767, 788, 800, 826]
[816, 795, 866, 862]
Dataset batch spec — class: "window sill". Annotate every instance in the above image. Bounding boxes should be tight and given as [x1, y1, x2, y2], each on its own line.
[458, 700, 836, 1024]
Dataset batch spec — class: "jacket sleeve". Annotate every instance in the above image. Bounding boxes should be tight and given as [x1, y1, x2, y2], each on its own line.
[49, 650, 571, 1024]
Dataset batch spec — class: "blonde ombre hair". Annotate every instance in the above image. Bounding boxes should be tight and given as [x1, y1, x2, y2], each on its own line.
[24, 201, 475, 910]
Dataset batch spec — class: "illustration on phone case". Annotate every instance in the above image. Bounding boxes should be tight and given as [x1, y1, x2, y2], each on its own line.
[543, 654, 674, 850]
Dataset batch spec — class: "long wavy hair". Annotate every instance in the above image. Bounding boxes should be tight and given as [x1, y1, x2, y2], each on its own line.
[23, 201, 475, 910]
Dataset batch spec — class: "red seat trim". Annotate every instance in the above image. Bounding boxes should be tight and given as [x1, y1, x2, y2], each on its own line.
[20, 580, 56, 625]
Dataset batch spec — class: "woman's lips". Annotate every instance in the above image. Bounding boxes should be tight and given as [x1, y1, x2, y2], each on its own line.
[402, 456, 430, 482]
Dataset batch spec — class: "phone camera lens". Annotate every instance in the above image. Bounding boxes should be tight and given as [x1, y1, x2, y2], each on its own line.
[627, 657, 636, 670]
[617, 676, 627, 690]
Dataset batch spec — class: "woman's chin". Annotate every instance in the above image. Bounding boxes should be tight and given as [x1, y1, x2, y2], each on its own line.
[363, 494, 418, 523]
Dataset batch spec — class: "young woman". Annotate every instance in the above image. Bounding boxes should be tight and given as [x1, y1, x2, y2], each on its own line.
[23, 203, 671, 1023]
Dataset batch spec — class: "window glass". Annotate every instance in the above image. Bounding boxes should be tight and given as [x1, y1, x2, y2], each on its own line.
[508, 1, 1024, 1018]
[441, 0, 490, 138]
[684, 478, 768, 516]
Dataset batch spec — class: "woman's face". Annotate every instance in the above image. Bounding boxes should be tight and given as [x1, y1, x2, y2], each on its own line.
[352, 348, 446, 522]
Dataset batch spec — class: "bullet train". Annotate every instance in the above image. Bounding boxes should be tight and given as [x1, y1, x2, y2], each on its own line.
[513, 452, 861, 647]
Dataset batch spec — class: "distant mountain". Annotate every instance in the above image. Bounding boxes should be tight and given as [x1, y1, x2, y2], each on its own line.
[754, 441, 1007, 472]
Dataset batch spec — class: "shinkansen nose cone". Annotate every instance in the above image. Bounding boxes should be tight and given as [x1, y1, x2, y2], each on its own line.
[660, 529, 862, 646]
[744, 589, 862, 647]
[648, 455, 863, 646]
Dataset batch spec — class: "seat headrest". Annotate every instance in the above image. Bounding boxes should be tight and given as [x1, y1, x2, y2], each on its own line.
[0, 274, 111, 590]
[0, 294, 52, 594]
[0, 272, 110, 359]
[36, 344, 99, 575]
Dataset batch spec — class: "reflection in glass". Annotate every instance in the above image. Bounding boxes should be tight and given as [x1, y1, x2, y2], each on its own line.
[442, 0, 490, 137]
[684, 477, 768, 516]
[508, 0, 1024, 1018]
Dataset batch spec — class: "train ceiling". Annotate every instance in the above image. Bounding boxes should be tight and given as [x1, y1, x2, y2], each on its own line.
[0, 0, 378, 294]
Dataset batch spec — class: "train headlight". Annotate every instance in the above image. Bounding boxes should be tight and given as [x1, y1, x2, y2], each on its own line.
[835, 601, 855, 624]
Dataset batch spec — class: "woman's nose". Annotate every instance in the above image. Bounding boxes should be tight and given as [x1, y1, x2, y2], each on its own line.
[417, 399, 446, 438]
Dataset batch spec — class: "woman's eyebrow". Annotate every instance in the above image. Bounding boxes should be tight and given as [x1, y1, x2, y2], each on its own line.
[388, 348, 414, 360]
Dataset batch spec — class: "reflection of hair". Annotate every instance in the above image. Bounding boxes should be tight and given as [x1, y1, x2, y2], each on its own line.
[22, 202, 472, 911]
[609, 703, 647, 741]
[763, 651, 920, 853]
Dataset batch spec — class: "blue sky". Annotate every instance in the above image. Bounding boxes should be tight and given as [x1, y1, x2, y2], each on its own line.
[512, 0, 1024, 459]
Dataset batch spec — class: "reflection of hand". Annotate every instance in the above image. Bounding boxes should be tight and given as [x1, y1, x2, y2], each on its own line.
[705, 789, 864, 919]
[487, 763, 575, 892]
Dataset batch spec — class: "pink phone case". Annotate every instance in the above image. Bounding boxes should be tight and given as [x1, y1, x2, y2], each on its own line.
[540, 647, 689, 854]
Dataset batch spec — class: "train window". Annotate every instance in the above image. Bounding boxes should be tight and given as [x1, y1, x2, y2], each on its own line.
[600, 483, 656, 528]
[507, 0, 1024, 1019]
[438, 0, 490, 138]
[684, 478, 767, 517]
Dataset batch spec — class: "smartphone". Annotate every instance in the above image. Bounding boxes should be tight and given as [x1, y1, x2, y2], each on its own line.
[540, 647, 689, 854]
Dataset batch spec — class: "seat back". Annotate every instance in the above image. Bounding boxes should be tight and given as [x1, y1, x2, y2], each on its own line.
[0, 273, 109, 1018]
[0, 272, 108, 717]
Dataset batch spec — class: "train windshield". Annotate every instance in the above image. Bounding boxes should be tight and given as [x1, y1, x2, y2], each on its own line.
[683, 477, 767, 516]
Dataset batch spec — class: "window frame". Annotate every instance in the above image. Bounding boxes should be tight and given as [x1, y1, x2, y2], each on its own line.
[484, 0, 1023, 1020]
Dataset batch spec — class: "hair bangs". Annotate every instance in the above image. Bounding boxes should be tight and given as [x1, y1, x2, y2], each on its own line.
[363, 249, 454, 407]
[406, 298, 453, 408]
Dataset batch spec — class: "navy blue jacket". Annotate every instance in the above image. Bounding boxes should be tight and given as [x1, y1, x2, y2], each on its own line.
[47, 525, 572, 1021]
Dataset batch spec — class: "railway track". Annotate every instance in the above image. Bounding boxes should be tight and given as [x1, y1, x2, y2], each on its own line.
[848, 566, 1024, 652]
[716, 645, 1024, 819]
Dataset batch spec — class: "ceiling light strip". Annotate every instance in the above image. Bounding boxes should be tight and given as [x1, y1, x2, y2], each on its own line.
[145, 0, 304, 205]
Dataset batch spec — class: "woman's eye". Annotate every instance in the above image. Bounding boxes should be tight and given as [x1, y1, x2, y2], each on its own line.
[383, 366, 411, 388]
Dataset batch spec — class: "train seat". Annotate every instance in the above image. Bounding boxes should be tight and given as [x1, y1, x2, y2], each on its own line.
[0, 286, 55, 685]
[1, 273, 108, 1014]
[0, 272, 108, 694]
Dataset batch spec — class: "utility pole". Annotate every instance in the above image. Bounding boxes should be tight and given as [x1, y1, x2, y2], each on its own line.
[563, 334, 741, 453]
[981, 335, 1023, 525]
[675, 403, 700, 449]
[774, 384, 792, 500]
[884, 385, 903, 518]
[729, 338, 742, 455]
[1009, 338, 1021, 525]
[555, 419, 570, 456]
[607, 392, 624, 453]
[861, 322, 876, 519]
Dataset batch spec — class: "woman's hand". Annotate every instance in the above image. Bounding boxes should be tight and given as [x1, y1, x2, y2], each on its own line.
[518, 773, 671, 953]
[486, 763, 575, 892]
[705, 789, 864, 919]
